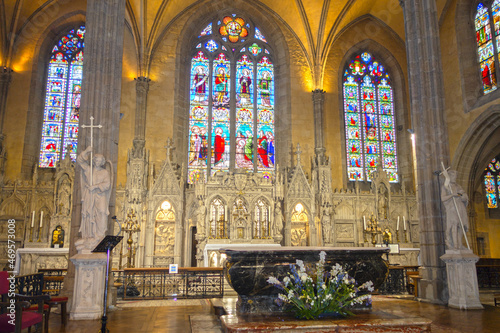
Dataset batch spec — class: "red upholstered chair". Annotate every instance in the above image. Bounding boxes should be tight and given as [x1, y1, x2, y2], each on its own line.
[0, 271, 49, 333]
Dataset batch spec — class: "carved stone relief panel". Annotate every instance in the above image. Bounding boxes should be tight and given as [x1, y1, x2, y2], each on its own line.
[335, 223, 355, 242]
[291, 224, 308, 246]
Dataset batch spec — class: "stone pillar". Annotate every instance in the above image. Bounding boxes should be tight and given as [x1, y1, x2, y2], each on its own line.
[134, 76, 150, 140]
[70, 254, 107, 320]
[312, 89, 326, 160]
[440, 250, 483, 309]
[65, 0, 126, 316]
[400, 0, 449, 304]
[0, 67, 13, 132]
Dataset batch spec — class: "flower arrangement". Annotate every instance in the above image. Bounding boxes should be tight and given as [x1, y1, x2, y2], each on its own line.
[267, 251, 374, 320]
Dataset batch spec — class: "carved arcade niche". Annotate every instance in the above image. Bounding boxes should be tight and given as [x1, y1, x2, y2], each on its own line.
[153, 200, 175, 266]
[291, 203, 309, 246]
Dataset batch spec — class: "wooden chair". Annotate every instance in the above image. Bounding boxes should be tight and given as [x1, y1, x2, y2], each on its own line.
[406, 271, 422, 298]
[42, 275, 68, 325]
[0, 271, 50, 333]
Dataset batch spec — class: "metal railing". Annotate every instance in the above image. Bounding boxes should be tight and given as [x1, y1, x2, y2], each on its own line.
[378, 265, 419, 295]
[113, 267, 224, 300]
[14, 273, 44, 297]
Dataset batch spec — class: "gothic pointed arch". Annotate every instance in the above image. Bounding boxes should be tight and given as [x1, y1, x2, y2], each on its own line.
[19, 13, 86, 178]
[170, 2, 291, 182]
[337, 40, 410, 188]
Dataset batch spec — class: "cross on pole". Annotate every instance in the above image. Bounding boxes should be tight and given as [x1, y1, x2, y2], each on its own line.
[164, 138, 175, 162]
[82, 116, 102, 186]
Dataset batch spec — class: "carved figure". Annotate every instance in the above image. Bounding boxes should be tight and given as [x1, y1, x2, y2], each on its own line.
[321, 207, 332, 244]
[274, 203, 283, 235]
[57, 178, 71, 216]
[378, 185, 387, 219]
[77, 146, 112, 241]
[196, 200, 206, 236]
[441, 170, 469, 250]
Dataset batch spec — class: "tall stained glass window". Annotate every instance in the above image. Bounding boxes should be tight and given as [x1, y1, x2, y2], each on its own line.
[343, 52, 398, 182]
[484, 157, 500, 208]
[475, 2, 500, 94]
[188, 15, 274, 183]
[39, 26, 85, 167]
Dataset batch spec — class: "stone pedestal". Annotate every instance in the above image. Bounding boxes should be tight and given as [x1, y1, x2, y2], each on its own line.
[440, 250, 483, 309]
[70, 253, 107, 320]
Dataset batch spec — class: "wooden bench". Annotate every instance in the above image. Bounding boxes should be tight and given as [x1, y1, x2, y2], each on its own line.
[495, 293, 500, 306]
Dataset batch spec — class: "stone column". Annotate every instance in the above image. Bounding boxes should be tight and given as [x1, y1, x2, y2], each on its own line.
[312, 89, 326, 160]
[401, 0, 449, 304]
[65, 0, 126, 317]
[0, 67, 13, 132]
[134, 76, 150, 140]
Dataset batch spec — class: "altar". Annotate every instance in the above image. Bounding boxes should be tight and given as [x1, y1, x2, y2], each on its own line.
[15, 247, 69, 276]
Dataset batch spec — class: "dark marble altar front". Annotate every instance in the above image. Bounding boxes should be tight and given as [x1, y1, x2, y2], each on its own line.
[220, 246, 390, 314]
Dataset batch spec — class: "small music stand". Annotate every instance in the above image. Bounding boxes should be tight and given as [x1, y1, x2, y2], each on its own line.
[93, 235, 123, 333]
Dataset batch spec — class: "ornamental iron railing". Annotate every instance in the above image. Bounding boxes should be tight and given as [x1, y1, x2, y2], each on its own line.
[14, 273, 44, 297]
[378, 265, 419, 295]
[114, 267, 224, 300]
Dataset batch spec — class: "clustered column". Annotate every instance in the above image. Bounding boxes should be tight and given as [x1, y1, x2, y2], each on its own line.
[400, 0, 450, 304]
[66, 0, 126, 306]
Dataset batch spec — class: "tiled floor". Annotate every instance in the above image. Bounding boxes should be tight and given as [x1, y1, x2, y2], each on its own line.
[45, 292, 500, 333]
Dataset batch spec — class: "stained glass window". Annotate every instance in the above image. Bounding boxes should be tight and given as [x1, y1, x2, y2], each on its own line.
[475, 2, 500, 94]
[39, 26, 85, 167]
[188, 16, 274, 183]
[484, 157, 500, 208]
[343, 52, 398, 182]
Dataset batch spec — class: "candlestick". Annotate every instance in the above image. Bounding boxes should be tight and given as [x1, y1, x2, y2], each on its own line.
[40, 211, 43, 228]
[403, 216, 406, 230]
[363, 216, 366, 230]
[397, 216, 399, 231]
[31, 211, 35, 228]
[37, 226, 42, 242]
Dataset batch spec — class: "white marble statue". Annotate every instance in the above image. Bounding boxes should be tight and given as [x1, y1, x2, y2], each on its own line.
[274, 203, 283, 235]
[76, 146, 112, 247]
[440, 169, 469, 250]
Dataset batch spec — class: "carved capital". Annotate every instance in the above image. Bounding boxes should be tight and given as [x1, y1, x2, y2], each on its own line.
[312, 89, 325, 104]
[0, 67, 13, 84]
[134, 76, 151, 93]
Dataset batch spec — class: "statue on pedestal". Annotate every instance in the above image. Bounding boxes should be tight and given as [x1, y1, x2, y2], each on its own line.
[321, 207, 332, 244]
[440, 169, 469, 250]
[76, 146, 112, 251]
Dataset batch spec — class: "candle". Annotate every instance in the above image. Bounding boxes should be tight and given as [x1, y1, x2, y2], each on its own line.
[31, 211, 35, 228]
[403, 216, 406, 230]
[40, 211, 43, 228]
[397, 216, 400, 231]
[363, 216, 366, 230]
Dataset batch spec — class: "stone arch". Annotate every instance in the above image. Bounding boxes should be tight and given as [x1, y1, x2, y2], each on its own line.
[452, 104, 500, 253]
[452, 104, 500, 195]
[20, 11, 86, 178]
[335, 38, 411, 190]
[166, 0, 292, 175]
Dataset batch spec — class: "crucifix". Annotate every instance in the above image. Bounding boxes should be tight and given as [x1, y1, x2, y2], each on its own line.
[81, 116, 102, 186]
[164, 138, 175, 162]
